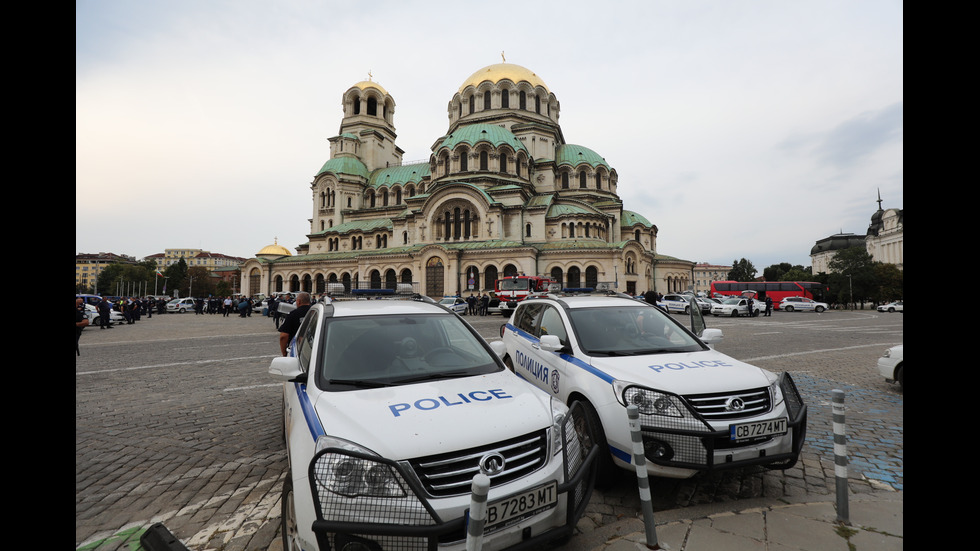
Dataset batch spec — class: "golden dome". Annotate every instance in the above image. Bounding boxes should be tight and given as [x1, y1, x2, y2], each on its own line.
[351, 79, 388, 96]
[257, 239, 292, 257]
[458, 63, 549, 93]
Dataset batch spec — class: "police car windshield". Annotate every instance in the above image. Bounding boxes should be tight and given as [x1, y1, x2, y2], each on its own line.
[316, 313, 500, 390]
[568, 306, 704, 356]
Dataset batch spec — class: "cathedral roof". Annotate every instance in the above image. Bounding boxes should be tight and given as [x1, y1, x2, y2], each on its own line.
[621, 210, 652, 227]
[257, 240, 292, 257]
[458, 63, 549, 93]
[369, 163, 430, 188]
[435, 123, 528, 153]
[556, 144, 610, 170]
[351, 79, 388, 96]
[317, 156, 370, 179]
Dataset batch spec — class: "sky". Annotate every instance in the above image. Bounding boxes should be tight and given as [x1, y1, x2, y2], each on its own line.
[76, 0, 903, 270]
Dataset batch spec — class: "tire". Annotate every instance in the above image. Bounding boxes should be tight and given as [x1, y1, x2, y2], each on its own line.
[504, 355, 515, 373]
[783, 306, 794, 312]
[888, 307, 895, 313]
[178, 308, 186, 313]
[282, 475, 302, 551]
[753, 309, 761, 317]
[896, 364, 903, 390]
[731, 310, 739, 317]
[684, 306, 690, 314]
[574, 399, 619, 489]
[93, 316, 102, 325]
[815, 306, 825, 313]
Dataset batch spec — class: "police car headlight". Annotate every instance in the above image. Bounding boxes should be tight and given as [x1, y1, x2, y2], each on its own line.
[551, 397, 568, 456]
[764, 372, 785, 408]
[615, 383, 683, 418]
[314, 436, 406, 498]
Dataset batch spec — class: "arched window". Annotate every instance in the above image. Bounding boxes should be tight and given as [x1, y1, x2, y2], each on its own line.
[579, 170, 587, 188]
[568, 223, 575, 238]
[561, 172, 569, 189]
[480, 150, 488, 170]
[464, 209, 471, 238]
[403, 231, 408, 244]
[567, 266, 581, 288]
[353, 96, 361, 115]
[460, 151, 468, 171]
[468, 94, 474, 114]
[395, 188, 402, 204]
[500, 155, 507, 173]
[443, 155, 450, 175]
[501, 90, 509, 108]
[369, 192, 376, 208]
[484, 90, 491, 110]
[519, 91, 526, 110]
[635, 230, 641, 241]
[367, 97, 377, 116]
[515, 158, 521, 177]
[525, 223, 532, 237]
[484, 265, 498, 291]
[444, 211, 451, 241]
[585, 266, 598, 288]
[503, 264, 518, 277]
[595, 173, 603, 189]
[550, 267, 563, 287]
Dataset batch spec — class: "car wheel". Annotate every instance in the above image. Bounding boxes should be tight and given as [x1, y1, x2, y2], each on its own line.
[815, 306, 825, 313]
[731, 310, 739, 317]
[684, 306, 690, 314]
[888, 307, 895, 313]
[783, 306, 794, 312]
[93, 316, 102, 325]
[178, 308, 186, 313]
[504, 355, 515, 373]
[574, 399, 619, 489]
[753, 310, 760, 317]
[896, 364, 903, 390]
[281, 474, 302, 551]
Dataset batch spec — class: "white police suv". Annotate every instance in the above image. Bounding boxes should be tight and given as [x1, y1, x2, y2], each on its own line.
[271, 296, 597, 551]
[500, 292, 806, 482]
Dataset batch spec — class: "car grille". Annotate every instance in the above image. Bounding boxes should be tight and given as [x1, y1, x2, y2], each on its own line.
[683, 387, 772, 421]
[410, 430, 548, 497]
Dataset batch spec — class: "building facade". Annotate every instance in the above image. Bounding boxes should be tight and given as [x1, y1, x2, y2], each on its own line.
[148, 249, 247, 272]
[241, 62, 694, 298]
[811, 194, 903, 273]
[75, 252, 137, 292]
[693, 263, 730, 295]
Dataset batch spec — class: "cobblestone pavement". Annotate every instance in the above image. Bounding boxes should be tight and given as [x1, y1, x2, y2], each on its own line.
[75, 308, 902, 550]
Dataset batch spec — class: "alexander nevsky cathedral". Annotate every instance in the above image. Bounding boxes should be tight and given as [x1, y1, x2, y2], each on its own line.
[240, 61, 695, 298]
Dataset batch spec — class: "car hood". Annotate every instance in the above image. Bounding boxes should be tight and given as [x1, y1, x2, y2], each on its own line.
[314, 371, 554, 460]
[589, 349, 774, 395]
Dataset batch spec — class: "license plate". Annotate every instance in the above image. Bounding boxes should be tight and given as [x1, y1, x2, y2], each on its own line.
[730, 418, 787, 441]
[481, 481, 558, 533]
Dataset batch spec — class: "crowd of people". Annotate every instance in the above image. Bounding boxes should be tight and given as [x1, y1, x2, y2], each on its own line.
[464, 293, 494, 316]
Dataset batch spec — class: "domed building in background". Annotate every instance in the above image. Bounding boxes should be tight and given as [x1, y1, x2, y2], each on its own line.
[240, 62, 695, 298]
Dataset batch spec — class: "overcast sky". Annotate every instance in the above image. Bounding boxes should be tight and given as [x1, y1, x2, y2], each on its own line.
[76, 0, 903, 270]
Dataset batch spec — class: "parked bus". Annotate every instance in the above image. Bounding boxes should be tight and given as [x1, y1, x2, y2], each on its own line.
[494, 274, 555, 317]
[710, 281, 828, 310]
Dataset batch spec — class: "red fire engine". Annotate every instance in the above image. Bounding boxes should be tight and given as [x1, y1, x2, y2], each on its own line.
[494, 275, 555, 316]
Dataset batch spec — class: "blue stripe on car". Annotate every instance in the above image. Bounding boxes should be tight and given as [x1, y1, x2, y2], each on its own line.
[293, 382, 325, 441]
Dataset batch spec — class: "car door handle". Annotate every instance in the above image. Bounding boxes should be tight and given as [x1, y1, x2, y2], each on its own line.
[531, 342, 541, 350]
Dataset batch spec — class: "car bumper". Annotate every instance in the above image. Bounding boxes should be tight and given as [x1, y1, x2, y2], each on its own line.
[604, 372, 807, 478]
[878, 356, 900, 382]
[305, 416, 598, 551]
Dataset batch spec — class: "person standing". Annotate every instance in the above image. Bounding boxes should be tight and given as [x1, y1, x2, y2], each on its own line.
[76, 298, 89, 356]
[764, 296, 773, 317]
[223, 296, 232, 317]
[279, 292, 312, 356]
[97, 296, 113, 329]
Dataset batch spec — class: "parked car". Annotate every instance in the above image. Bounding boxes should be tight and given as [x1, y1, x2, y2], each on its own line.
[710, 297, 761, 317]
[877, 344, 903, 389]
[779, 296, 829, 313]
[691, 296, 714, 313]
[166, 298, 196, 313]
[657, 293, 694, 314]
[877, 301, 903, 313]
[83, 303, 125, 326]
[500, 293, 806, 482]
[271, 298, 598, 551]
[439, 296, 468, 315]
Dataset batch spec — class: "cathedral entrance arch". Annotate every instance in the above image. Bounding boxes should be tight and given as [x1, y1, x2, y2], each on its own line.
[425, 257, 444, 297]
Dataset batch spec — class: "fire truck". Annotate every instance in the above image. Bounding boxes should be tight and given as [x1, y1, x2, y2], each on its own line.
[495, 274, 556, 317]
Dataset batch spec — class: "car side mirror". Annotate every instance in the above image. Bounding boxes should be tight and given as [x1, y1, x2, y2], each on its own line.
[539, 334, 564, 352]
[270, 356, 304, 381]
[700, 328, 724, 348]
[489, 340, 508, 359]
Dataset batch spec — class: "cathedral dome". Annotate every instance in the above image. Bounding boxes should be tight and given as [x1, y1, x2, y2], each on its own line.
[257, 240, 292, 258]
[458, 63, 549, 93]
[351, 79, 388, 96]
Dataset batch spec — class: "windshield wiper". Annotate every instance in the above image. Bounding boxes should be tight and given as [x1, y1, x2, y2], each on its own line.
[394, 370, 474, 384]
[325, 378, 395, 388]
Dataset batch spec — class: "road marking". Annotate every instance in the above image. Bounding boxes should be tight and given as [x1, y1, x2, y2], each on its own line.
[76, 355, 278, 376]
[743, 343, 900, 362]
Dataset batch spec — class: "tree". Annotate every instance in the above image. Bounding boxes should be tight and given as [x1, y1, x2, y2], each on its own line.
[763, 263, 812, 282]
[96, 261, 157, 297]
[186, 266, 215, 298]
[728, 258, 757, 282]
[872, 263, 904, 303]
[163, 259, 189, 297]
[827, 247, 876, 308]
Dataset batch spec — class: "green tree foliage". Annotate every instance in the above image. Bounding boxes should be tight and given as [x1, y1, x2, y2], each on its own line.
[96, 260, 159, 296]
[186, 266, 215, 298]
[163, 259, 188, 296]
[872, 263, 904, 303]
[827, 247, 877, 307]
[763, 263, 813, 282]
[727, 258, 757, 282]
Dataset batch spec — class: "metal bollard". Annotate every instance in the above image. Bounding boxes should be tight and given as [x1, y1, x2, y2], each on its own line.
[832, 389, 850, 524]
[466, 474, 491, 551]
[627, 405, 665, 549]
